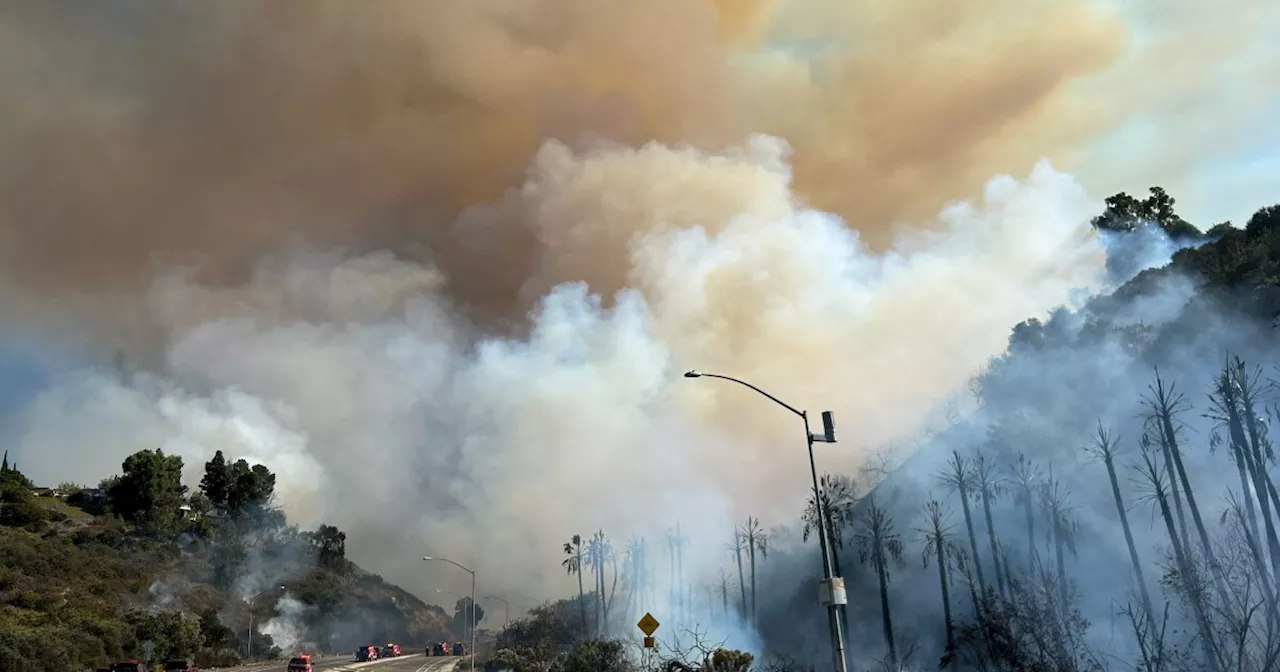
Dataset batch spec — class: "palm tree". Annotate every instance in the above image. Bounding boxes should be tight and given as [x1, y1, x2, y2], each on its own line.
[740, 517, 769, 618]
[803, 474, 859, 639]
[1039, 468, 1078, 614]
[940, 451, 987, 602]
[918, 499, 963, 665]
[727, 533, 747, 617]
[584, 530, 614, 636]
[855, 498, 905, 670]
[623, 536, 646, 620]
[1008, 452, 1040, 575]
[972, 448, 1007, 598]
[716, 567, 730, 617]
[1134, 443, 1221, 672]
[586, 529, 614, 634]
[666, 524, 688, 620]
[1211, 358, 1280, 579]
[1085, 422, 1154, 626]
[562, 534, 588, 636]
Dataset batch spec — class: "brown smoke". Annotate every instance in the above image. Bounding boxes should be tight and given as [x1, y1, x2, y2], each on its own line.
[0, 0, 1134, 327]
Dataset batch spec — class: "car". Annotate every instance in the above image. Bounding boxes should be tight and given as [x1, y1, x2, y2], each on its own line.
[355, 645, 379, 662]
[287, 654, 314, 672]
[110, 661, 143, 672]
[430, 642, 449, 656]
[452, 642, 467, 656]
[380, 643, 402, 657]
[162, 660, 201, 672]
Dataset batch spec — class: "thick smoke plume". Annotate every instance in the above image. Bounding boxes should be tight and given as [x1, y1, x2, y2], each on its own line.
[0, 0, 1270, 637]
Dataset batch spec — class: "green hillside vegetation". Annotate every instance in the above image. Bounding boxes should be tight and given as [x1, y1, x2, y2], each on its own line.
[0, 449, 455, 672]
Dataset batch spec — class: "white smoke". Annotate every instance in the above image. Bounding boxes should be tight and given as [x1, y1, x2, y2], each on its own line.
[8, 135, 1108, 632]
[262, 593, 312, 654]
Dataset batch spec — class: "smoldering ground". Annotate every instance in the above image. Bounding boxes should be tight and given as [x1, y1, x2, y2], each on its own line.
[0, 0, 1277, 662]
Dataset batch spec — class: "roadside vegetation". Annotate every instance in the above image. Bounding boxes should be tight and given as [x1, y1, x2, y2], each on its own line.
[0, 450, 455, 672]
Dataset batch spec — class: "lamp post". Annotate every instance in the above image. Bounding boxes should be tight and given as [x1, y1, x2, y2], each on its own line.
[684, 370, 848, 672]
[483, 596, 510, 628]
[424, 556, 476, 670]
[247, 585, 286, 660]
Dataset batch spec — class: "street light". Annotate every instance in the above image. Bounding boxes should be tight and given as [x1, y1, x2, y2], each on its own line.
[483, 596, 510, 628]
[247, 585, 286, 660]
[424, 556, 476, 670]
[684, 369, 848, 672]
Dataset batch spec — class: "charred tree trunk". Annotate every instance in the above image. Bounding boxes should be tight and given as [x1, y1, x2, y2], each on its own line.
[733, 538, 747, 617]
[1106, 456, 1155, 624]
[876, 550, 898, 670]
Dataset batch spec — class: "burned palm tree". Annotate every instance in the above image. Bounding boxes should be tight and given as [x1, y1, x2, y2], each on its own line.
[584, 530, 615, 636]
[919, 499, 965, 663]
[1133, 442, 1221, 672]
[803, 473, 859, 637]
[973, 448, 1008, 598]
[739, 517, 769, 619]
[727, 532, 747, 618]
[1039, 467, 1078, 615]
[716, 567, 731, 618]
[1084, 422, 1155, 626]
[666, 524, 689, 620]
[940, 451, 988, 601]
[1008, 452, 1041, 575]
[856, 498, 906, 670]
[562, 534, 588, 636]
[622, 536, 645, 619]
[1143, 371, 1219, 578]
[1210, 357, 1280, 580]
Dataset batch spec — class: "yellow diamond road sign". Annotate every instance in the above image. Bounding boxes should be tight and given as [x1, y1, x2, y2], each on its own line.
[637, 612, 660, 636]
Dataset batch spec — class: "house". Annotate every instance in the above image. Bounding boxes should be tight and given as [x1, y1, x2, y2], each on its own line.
[29, 486, 56, 497]
[177, 504, 199, 521]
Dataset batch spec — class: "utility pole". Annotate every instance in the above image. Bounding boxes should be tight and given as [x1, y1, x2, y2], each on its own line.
[685, 370, 848, 672]
[424, 556, 477, 671]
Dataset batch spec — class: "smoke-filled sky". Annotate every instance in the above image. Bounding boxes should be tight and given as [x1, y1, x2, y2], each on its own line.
[0, 0, 1276, 611]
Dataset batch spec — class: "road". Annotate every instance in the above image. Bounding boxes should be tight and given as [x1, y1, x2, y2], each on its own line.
[216, 655, 462, 672]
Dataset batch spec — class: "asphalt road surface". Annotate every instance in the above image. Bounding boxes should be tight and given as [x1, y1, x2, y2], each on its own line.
[217, 654, 461, 672]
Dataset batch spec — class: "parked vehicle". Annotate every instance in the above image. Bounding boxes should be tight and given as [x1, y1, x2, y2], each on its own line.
[109, 661, 142, 672]
[287, 654, 314, 672]
[356, 645, 379, 662]
[452, 642, 467, 656]
[430, 642, 450, 656]
[162, 660, 200, 672]
[381, 643, 402, 657]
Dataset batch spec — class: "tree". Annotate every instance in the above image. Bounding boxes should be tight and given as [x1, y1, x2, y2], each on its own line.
[919, 499, 963, 665]
[855, 499, 905, 670]
[309, 524, 347, 571]
[802, 473, 859, 640]
[562, 535, 589, 637]
[109, 448, 187, 532]
[198, 609, 234, 651]
[739, 517, 768, 619]
[726, 533, 747, 618]
[940, 451, 988, 604]
[199, 451, 233, 508]
[1084, 423, 1155, 627]
[454, 597, 484, 640]
[972, 449, 1007, 598]
[123, 608, 205, 662]
[200, 452, 278, 525]
[1091, 186, 1200, 238]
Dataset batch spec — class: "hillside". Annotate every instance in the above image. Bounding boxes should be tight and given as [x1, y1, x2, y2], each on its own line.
[0, 450, 457, 672]
[745, 191, 1280, 670]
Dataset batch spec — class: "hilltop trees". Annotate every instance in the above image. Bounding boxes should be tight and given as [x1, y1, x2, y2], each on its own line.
[199, 450, 279, 527]
[109, 448, 187, 533]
